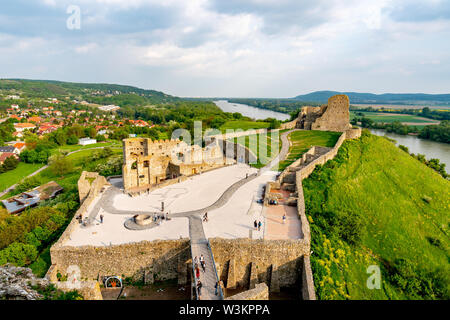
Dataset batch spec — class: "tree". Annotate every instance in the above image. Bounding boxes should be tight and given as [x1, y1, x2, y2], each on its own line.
[2, 156, 19, 171]
[55, 131, 67, 145]
[49, 155, 73, 176]
[96, 134, 106, 142]
[67, 134, 78, 145]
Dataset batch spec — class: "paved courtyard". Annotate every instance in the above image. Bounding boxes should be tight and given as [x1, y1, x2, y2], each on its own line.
[264, 204, 301, 240]
[63, 130, 303, 248]
[203, 170, 277, 239]
[64, 164, 259, 246]
[112, 164, 257, 213]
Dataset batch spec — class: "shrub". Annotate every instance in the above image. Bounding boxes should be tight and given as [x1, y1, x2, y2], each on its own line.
[0, 242, 38, 266]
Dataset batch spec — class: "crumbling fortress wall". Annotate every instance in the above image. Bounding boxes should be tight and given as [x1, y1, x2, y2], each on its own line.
[297, 94, 352, 132]
[264, 126, 362, 300]
[122, 138, 226, 193]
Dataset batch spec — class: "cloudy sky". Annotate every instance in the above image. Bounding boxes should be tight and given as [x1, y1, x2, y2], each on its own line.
[1, 0, 450, 97]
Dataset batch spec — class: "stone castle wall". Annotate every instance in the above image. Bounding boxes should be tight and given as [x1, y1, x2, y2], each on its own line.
[297, 95, 352, 132]
[226, 283, 269, 300]
[122, 138, 226, 192]
[209, 238, 309, 291]
[52, 172, 110, 250]
[50, 239, 191, 282]
[264, 127, 362, 300]
[279, 119, 297, 130]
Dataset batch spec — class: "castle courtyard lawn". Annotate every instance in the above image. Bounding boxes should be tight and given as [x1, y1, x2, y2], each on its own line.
[231, 131, 281, 168]
[278, 130, 342, 171]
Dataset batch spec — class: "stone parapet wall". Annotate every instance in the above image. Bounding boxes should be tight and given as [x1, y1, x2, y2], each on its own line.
[264, 127, 361, 300]
[301, 256, 316, 300]
[52, 172, 110, 250]
[50, 239, 190, 281]
[209, 238, 308, 290]
[279, 119, 297, 130]
[226, 283, 269, 300]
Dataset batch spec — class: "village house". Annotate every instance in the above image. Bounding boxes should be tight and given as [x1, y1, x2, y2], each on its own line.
[14, 122, 36, 132]
[0, 152, 19, 164]
[78, 137, 97, 146]
[0, 145, 19, 155]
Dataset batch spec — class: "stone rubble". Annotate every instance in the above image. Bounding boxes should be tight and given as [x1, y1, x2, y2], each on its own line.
[0, 264, 49, 300]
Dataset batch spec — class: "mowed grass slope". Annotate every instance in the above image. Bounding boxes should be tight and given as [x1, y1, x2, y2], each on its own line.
[231, 131, 281, 168]
[0, 162, 44, 191]
[278, 130, 342, 171]
[303, 131, 450, 299]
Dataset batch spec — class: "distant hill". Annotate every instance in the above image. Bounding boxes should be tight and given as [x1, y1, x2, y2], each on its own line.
[294, 91, 450, 105]
[0, 79, 178, 105]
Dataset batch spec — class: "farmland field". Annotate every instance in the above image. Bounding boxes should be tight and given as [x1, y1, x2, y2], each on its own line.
[350, 111, 440, 126]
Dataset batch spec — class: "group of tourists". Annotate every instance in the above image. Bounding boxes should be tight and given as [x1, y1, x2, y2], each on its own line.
[253, 220, 262, 231]
[151, 211, 170, 226]
[194, 255, 207, 299]
[76, 213, 104, 226]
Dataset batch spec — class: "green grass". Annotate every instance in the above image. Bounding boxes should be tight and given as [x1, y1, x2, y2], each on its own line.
[278, 130, 342, 171]
[303, 131, 450, 300]
[350, 111, 436, 124]
[51, 141, 121, 155]
[231, 132, 281, 168]
[220, 120, 270, 132]
[0, 162, 44, 191]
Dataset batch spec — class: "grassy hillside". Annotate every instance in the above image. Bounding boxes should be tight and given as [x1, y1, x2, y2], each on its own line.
[278, 130, 341, 171]
[0, 79, 177, 104]
[303, 130, 450, 300]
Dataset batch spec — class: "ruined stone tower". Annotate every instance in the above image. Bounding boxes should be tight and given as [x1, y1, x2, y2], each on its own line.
[296, 94, 352, 132]
[122, 138, 226, 193]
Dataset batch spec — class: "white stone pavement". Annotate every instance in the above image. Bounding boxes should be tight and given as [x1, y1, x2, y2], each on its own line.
[112, 164, 257, 213]
[64, 164, 260, 247]
[203, 170, 278, 240]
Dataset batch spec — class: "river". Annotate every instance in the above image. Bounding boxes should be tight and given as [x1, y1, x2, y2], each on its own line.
[215, 100, 449, 167]
[369, 129, 450, 167]
[214, 100, 290, 121]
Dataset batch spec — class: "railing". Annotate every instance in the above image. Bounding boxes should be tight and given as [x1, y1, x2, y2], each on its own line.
[207, 240, 224, 300]
[190, 242, 199, 300]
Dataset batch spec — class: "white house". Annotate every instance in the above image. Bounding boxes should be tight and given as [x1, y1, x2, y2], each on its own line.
[78, 138, 97, 146]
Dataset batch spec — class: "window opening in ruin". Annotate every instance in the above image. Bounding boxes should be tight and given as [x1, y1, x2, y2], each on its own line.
[144, 160, 149, 168]
[131, 161, 137, 169]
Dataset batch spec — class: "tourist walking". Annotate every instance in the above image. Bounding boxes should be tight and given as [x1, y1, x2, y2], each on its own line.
[193, 256, 198, 267]
[254, 220, 257, 230]
[215, 281, 219, 295]
[282, 213, 286, 224]
[197, 280, 203, 299]
[203, 212, 208, 222]
[258, 220, 262, 231]
[200, 254, 206, 272]
[100, 214, 104, 224]
[195, 265, 200, 279]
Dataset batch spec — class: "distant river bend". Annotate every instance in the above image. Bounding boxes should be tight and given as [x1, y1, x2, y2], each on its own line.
[214, 100, 449, 167]
[214, 100, 290, 121]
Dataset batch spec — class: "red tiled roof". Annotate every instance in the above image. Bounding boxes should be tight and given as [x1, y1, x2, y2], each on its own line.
[0, 152, 18, 162]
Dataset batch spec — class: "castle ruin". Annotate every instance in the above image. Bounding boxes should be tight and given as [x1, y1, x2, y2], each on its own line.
[296, 94, 352, 132]
[122, 138, 228, 193]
